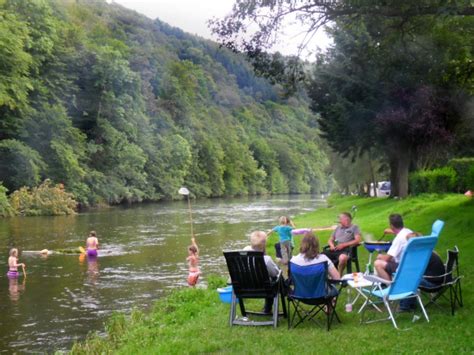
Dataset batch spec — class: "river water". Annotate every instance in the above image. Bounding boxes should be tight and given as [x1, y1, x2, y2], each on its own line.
[0, 195, 325, 352]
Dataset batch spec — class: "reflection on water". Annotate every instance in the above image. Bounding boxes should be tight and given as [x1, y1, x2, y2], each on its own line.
[86, 256, 100, 286]
[0, 195, 324, 352]
[8, 277, 25, 303]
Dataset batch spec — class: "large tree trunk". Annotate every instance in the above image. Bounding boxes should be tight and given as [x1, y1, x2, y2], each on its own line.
[396, 154, 410, 198]
[389, 157, 398, 197]
[389, 147, 411, 198]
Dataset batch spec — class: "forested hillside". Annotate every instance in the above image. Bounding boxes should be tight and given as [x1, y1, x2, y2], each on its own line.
[0, 0, 329, 208]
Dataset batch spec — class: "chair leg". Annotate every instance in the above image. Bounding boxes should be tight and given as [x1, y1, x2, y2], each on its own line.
[457, 279, 463, 307]
[238, 298, 247, 317]
[292, 300, 318, 329]
[288, 298, 291, 329]
[417, 294, 430, 323]
[326, 302, 331, 331]
[360, 301, 366, 324]
[288, 299, 303, 329]
[385, 299, 398, 329]
[273, 294, 279, 328]
[327, 299, 339, 331]
[333, 294, 342, 324]
[280, 290, 288, 318]
[449, 285, 455, 316]
[230, 292, 237, 326]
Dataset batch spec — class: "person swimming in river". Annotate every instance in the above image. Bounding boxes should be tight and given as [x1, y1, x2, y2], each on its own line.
[86, 231, 99, 257]
[187, 237, 200, 287]
[7, 248, 25, 278]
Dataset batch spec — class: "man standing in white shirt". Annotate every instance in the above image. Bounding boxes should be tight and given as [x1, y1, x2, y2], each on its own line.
[374, 214, 413, 281]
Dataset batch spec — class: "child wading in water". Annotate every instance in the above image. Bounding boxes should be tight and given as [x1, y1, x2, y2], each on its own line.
[187, 237, 200, 287]
[86, 231, 99, 257]
[7, 248, 25, 278]
[267, 216, 295, 265]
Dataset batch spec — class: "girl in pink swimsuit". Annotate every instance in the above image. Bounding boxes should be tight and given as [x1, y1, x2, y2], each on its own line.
[7, 248, 25, 278]
[86, 231, 99, 257]
[187, 237, 200, 287]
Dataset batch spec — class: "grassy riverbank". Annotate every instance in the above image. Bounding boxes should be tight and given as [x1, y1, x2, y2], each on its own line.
[70, 194, 474, 354]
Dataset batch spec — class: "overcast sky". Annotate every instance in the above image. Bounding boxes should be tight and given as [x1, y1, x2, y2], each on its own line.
[111, 0, 331, 58]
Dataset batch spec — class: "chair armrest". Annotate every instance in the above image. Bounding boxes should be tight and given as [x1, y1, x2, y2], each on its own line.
[329, 279, 348, 286]
[423, 272, 451, 279]
[364, 274, 392, 285]
[271, 269, 283, 286]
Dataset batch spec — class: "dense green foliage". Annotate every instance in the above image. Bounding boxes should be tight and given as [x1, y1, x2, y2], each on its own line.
[70, 194, 474, 353]
[409, 158, 474, 195]
[409, 168, 458, 195]
[8, 179, 77, 216]
[212, 1, 474, 198]
[0, 184, 13, 217]
[0, 0, 329, 208]
[309, 16, 473, 197]
[448, 158, 474, 192]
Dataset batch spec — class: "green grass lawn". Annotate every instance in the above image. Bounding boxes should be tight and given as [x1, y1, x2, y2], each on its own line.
[70, 194, 474, 354]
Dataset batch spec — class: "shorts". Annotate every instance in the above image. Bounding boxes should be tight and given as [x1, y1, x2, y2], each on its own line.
[87, 249, 98, 257]
[385, 260, 399, 276]
[323, 248, 351, 265]
[280, 240, 292, 264]
[187, 270, 200, 286]
[7, 270, 19, 278]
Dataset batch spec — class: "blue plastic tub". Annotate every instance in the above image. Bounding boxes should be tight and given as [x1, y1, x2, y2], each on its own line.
[217, 286, 235, 304]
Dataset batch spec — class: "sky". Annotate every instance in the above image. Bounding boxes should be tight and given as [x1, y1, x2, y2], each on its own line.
[110, 0, 331, 58]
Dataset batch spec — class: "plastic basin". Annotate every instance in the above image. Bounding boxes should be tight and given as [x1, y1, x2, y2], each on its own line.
[217, 286, 235, 304]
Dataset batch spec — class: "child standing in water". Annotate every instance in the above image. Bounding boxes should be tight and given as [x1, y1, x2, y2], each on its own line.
[187, 237, 200, 287]
[86, 231, 99, 257]
[268, 216, 295, 265]
[7, 248, 25, 278]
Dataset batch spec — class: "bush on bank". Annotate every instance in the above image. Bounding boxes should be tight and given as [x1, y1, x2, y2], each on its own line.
[8, 179, 77, 216]
[409, 157, 474, 195]
[0, 183, 13, 217]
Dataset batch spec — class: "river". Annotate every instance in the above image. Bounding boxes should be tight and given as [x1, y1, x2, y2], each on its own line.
[0, 195, 325, 352]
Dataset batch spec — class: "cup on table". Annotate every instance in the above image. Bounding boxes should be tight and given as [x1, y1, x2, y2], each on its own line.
[353, 272, 359, 284]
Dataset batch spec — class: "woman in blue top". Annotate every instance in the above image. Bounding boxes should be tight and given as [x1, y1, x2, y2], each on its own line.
[267, 216, 294, 265]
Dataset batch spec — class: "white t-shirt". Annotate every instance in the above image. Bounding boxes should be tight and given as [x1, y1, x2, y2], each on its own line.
[242, 246, 280, 277]
[290, 253, 335, 270]
[387, 227, 413, 263]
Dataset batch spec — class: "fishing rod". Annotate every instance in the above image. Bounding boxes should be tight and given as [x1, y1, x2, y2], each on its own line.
[178, 187, 195, 239]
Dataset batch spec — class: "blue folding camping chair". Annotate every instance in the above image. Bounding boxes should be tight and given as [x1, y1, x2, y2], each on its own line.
[361, 236, 438, 329]
[431, 220, 444, 238]
[287, 261, 344, 331]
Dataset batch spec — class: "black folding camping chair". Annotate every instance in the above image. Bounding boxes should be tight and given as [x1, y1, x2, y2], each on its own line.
[419, 246, 463, 315]
[223, 250, 287, 328]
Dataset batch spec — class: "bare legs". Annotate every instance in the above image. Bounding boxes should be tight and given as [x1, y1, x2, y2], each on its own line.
[338, 253, 348, 275]
[374, 259, 391, 281]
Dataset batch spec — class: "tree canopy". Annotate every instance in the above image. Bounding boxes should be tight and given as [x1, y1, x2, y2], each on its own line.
[0, 0, 330, 206]
[212, 0, 474, 197]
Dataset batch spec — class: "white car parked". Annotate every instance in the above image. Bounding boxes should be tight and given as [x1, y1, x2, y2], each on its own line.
[370, 181, 391, 197]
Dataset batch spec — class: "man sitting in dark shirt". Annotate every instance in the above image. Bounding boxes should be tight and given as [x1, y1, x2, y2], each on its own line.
[423, 252, 446, 286]
[398, 251, 445, 311]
